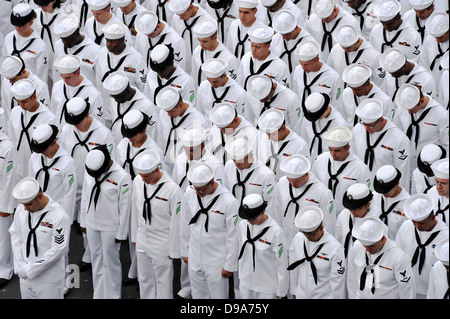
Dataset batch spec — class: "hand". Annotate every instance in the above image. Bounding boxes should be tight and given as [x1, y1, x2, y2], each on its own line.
[80, 227, 86, 234]
[131, 241, 136, 246]
[0, 212, 10, 218]
[183, 257, 188, 264]
[222, 269, 232, 278]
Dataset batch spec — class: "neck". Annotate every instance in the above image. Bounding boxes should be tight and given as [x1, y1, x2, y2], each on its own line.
[44, 144, 59, 159]
[132, 134, 147, 148]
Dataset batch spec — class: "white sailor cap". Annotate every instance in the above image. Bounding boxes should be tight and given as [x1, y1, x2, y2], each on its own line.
[155, 86, 181, 111]
[273, 9, 297, 35]
[168, 0, 191, 14]
[379, 47, 406, 73]
[279, 154, 311, 179]
[249, 26, 274, 43]
[352, 217, 384, 246]
[0, 55, 24, 79]
[102, 22, 127, 40]
[193, 19, 218, 38]
[374, 0, 401, 21]
[187, 162, 215, 187]
[435, 238, 449, 266]
[53, 54, 82, 74]
[240, 193, 267, 220]
[10, 3, 34, 27]
[334, 24, 359, 48]
[86, 0, 111, 10]
[295, 206, 324, 233]
[103, 71, 129, 95]
[31, 123, 58, 153]
[86, 148, 106, 171]
[181, 127, 207, 147]
[133, 150, 161, 174]
[65, 96, 90, 124]
[209, 102, 236, 128]
[312, 0, 336, 19]
[404, 194, 434, 221]
[395, 83, 420, 110]
[54, 13, 79, 38]
[236, 0, 259, 9]
[135, 11, 158, 35]
[425, 11, 449, 38]
[10, 78, 35, 101]
[12, 177, 41, 203]
[374, 164, 401, 194]
[225, 135, 254, 160]
[113, 0, 132, 7]
[322, 126, 352, 148]
[355, 98, 384, 123]
[343, 183, 373, 211]
[246, 74, 273, 100]
[201, 58, 228, 79]
[294, 40, 320, 61]
[257, 108, 285, 134]
[409, 0, 433, 10]
[419, 144, 445, 167]
[121, 109, 148, 138]
[431, 158, 449, 180]
[150, 44, 170, 64]
[342, 63, 372, 87]
[260, 0, 277, 6]
[304, 92, 327, 113]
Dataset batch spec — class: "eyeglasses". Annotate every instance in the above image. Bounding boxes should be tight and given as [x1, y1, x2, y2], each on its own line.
[360, 118, 380, 128]
[300, 227, 320, 237]
[191, 183, 209, 194]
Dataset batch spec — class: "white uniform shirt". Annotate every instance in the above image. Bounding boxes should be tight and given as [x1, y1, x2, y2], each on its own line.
[411, 167, 436, 195]
[225, 16, 266, 60]
[0, 132, 16, 214]
[438, 69, 449, 110]
[141, 0, 174, 26]
[83, 14, 133, 47]
[341, 0, 380, 40]
[259, 0, 305, 28]
[403, 9, 429, 44]
[426, 260, 449, 299]
[427, 186, 449, 227]
[204, 2, 239, 46]
[115, 2, 148, 46]
[419, 36, 449, 94]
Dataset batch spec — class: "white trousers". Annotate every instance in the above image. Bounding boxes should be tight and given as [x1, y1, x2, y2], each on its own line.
[86, 227, 121, 299]
[136, 246, 173, 299]
[0, 214, 13, 280]
[239, 285, 276, 299]
[20, 278, 64, 299]
[188, 262, 229, 299]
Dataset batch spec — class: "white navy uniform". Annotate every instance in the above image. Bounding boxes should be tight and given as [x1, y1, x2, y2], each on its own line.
[223, 159, 276, 206]
[225, 16, 266, 60]
[371, 188, 411, 240]
[53, 32, 100, 85]
[237, 214, 289, 298]
[142, 0, 174, 26]
[2, 30, 49, 83]
[313, 152, 372, 215]
[9, 197, 71, 299]
[347, 238, 416, 299]
[427, 186, 449, 227]
[50, 77, 104, 126]
[419, 35, 449, 93]
[83, 14, 133, 47]
[288, 230, 346, 299]
[426, 260, 449, 299]
[438, 68, 449, 110]
[7, 103, 58, 181]
[411, 167, 436, 195]
[204, 1, 239, 46]
[115, 2, 149, 46]
[341, 0, 380, 40]
[395, 218, 449, 297]
[179, 183, 240, 299]
[258, 129, 310, 180]
[259, 0, 305, 28]
[131, 170, 183, 299]
[79, 161, 132, 299]
[403, 9, 429, 44]
[135, 21, 187, 71]
[28, 147, 78, 222]
[268, 174, 337, 248]
[351, 119, 411, 190]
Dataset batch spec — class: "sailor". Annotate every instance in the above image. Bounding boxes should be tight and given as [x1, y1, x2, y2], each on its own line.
[79, 145, 132, 299]
[142, 0, 174, 26]
[411, 143, 446, 195]
[369, 0, 422, 62]
[224, 135, 276, 206]
[204, 0, 239, 46]
[258, 0, 305, 29]
[9, 177, 71, 299]
[246, 74, 302, 132]
[52, 54, 104, 125]
[371, 165, 411, 239]
[347, 217, 415, 298]
[428, 158, 449, 226]
[102, 71, 158, 145]
[305, 0, 361, 61]
[300, 92, 348, 163]
[438, 51, 449, 110]
[95, 21, 147, 126]
[8, 79, 58, 182]
[312, 126, 371, 214]
[0, 55, 50, 128]
[196, 58, 248, 121]
[426, 237, 449, 299]
[288, 206, 346, 299]
[292, 40, 343, 113]
[130, 150, 183, 299]
[3, 2, 49, 83]
[179, 162, 240, 299]
[237, 193, 288, 299]
[341, 0, 380, 39]
[379, 47, 436, 102]
[53, 13, 100, 85]
[257, 108, 309, 180]
[271, 9, 317, 78]
[340, 63, 395, 127]
[155, 86, 210, 173]
[268, 154, 336, 248]
[206, 102, 260, 165]
[393, 83, 449, 173]
[403, 0, 436, 44]
[351, 98, 411, 190]
[113, 0, 148, 45]
[29, 124, 77, 223]
[396, 193, 449, 298]
[237, 25, 291, 90]
[134, 11, 187, 71]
